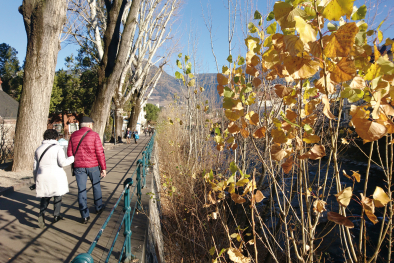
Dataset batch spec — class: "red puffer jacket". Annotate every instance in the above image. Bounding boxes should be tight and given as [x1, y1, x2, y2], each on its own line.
[67, 127, 107, 170]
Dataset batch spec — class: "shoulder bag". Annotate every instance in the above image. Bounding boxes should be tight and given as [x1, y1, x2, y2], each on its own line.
[71, 130, 91, 176]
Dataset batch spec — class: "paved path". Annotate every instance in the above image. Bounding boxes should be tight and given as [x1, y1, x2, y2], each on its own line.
[0, 136, 154, 263]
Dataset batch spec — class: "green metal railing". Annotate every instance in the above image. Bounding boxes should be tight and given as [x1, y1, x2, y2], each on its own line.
[71, 132, 156, 263]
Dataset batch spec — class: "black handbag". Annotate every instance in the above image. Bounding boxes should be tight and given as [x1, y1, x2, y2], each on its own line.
[71, 130, 90, 176]
[30, 144, 56, 191]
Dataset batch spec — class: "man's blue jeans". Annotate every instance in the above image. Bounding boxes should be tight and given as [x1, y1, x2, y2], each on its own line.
[75, 166, 103, 218]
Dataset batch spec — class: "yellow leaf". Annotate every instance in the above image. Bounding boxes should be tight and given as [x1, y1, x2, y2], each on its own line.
[322, 0, 355, 21]
[298, 144, 326, 160]
[245, 111, 259, 125]
[373, 186, 391, 207]
[225, 109, 244, 122]
[274, 2, 306, 30]
[294, 16, 317, 44]
[236, 178, 249, 187]
[252, 127, 266, 138]
[324, 22, 359, 58]
[322, 95, 336, 119]
[284, 56, 320, 80]
[315, 73, 336, 94]
[328, 58, 356, 83]
[341, 138, 350, 144]
[335, 186, 353, 207]
[303, 133, 321, 144]
[350, 76, 365, 89]
[227, 248, 251, 263]
[283, 35, 304, 56]
[305, 100, 320, 116]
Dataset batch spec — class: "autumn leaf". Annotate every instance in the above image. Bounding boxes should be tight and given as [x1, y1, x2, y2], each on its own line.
[343, 170, 361, 182]
[316, 73, 336, 94]
[350, 76, 365, 89]
[252, 77, 262, 87]
[285, 109, 297, 122]
[299, 144, 326, 160]
[305, 100, 320, 116]
[284, 56, 320, 80]
[373, 186, 391, 208]
[322, 0, 355, 21]
[283, 35, 304, 56]
[274, 1, 306, 30]
[227, 248, 251, 263]
[274, 84, 293, 98]
[228, 122, 241, 134]
[271, 129, 288, 144]
[225, 109, 244, 122]
[294, 16, 317, 44]
[335, 187, 353, 207]
[217, 73, 229, 85]
[282, 157, 293, 174]
[217, 85, 224, 96]
[245, 111, 259, 125]
[253, 127, 266, 138]
[361, 193, 379, 224]
[240, 128, 249, 138]
[303, 133, 321, 144]
[327, 211, 354, 228]
[324, 22, 359, 58]
[253, 190, 265, 203]
[313, 200, 327, 213]
[328, 58, 357, 83]
[231, 193, 246, 204]
[271, 144, 288, 162]
[322, 95, 336, 119]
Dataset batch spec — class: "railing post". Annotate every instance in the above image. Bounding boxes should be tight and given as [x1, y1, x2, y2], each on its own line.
[71, 253, 94, 263]
[123, 178, 133, 262]
[136, 160, 143, 211]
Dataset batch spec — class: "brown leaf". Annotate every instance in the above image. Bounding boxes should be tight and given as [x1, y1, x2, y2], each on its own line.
[283, 35, 304, 56]
[271, 144, 288, 162]
[285, 109, 297, 122]
[271, 129, 288, 144]
[350, 76, 365, 89]
[252, 127, 266, 138]
[254, 190, 265, 203]
[231, 193, 246, 204]
[361, 193, 379, 224]
[230, 142, 238, 150]
[274, 84, 293, 98]
[284, 56, 320, 80]
[335, 187, 353, 208]
[299, 144, 326, 160]
[328, 58, 356, 83]
[217, 85, 224, 96]
[322, 94, 336, 119]
[313, 200, 327, 213]
[217, 73, 229, 85]
[208, 191, 216, 204]
[316, 74, 336, 94]
[327, 211, 354, 228]
[281, 157, 293, 174]
[228, 122, 241, 134]
[373, 186, 391, 208]
[240, 128, 249, 138]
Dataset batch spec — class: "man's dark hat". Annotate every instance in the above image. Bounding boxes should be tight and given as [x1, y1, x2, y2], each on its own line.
[80, 116, 95, 123]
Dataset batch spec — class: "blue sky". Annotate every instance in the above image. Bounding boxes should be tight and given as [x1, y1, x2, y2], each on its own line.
[1, 0, 393, 75]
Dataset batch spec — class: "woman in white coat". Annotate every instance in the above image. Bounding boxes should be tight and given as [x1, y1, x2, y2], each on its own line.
[33, 129, 74, 228]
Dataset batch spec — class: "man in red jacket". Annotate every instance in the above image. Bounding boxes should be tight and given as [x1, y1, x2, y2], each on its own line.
[67, 116, 107, 224]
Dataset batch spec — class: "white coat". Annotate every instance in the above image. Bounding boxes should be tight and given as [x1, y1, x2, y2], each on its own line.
[33, 140, 74, 198]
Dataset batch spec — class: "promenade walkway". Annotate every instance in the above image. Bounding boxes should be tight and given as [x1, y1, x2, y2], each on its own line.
[0, 136, 153, 263]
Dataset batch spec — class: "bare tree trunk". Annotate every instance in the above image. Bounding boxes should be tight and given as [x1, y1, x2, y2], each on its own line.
[114, 107, 124, 141]
[90, 0, 142, 139]
[13, 0, 67, 172]
[128, 95, 143, 131]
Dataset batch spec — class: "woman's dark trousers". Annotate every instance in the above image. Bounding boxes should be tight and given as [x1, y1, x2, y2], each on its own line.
[39, 196, 62, 217]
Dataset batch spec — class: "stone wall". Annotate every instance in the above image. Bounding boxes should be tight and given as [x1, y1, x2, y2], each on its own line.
[145, 142, 165, 263]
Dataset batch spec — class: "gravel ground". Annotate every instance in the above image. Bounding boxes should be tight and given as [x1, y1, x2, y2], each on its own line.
[0, 168, 33, 189]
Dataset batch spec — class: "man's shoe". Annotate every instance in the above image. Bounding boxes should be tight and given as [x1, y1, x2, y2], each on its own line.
[81, 216, 90, 224]
[38, 215, 45, 229]
[53, 215, 64, 223]
[95, 206, 105, 214]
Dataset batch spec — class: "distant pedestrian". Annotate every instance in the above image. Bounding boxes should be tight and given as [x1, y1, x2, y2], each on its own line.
[126, 128, 132, 144]
[67, 116, 107, 224]
[144, 128, 147, 136]
[133, 130, 139, 144]
[34, 129, 74, 228]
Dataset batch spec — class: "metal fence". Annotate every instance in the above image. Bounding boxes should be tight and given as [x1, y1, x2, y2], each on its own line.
[71, 132, 156, 263]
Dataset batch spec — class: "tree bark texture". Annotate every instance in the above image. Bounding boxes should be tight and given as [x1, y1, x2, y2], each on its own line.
[115, 108, 124, 140]
[89, 0, 142, 140]
[128, 95, 143, 131]
[13, 0, 67, 171]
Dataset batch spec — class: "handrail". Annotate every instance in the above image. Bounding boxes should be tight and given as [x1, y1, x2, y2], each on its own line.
[72, 132, 156, 263]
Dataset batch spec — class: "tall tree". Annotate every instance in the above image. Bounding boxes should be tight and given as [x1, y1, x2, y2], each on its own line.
[12, 1, 68, 171]
[0, 43, 23, 99]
